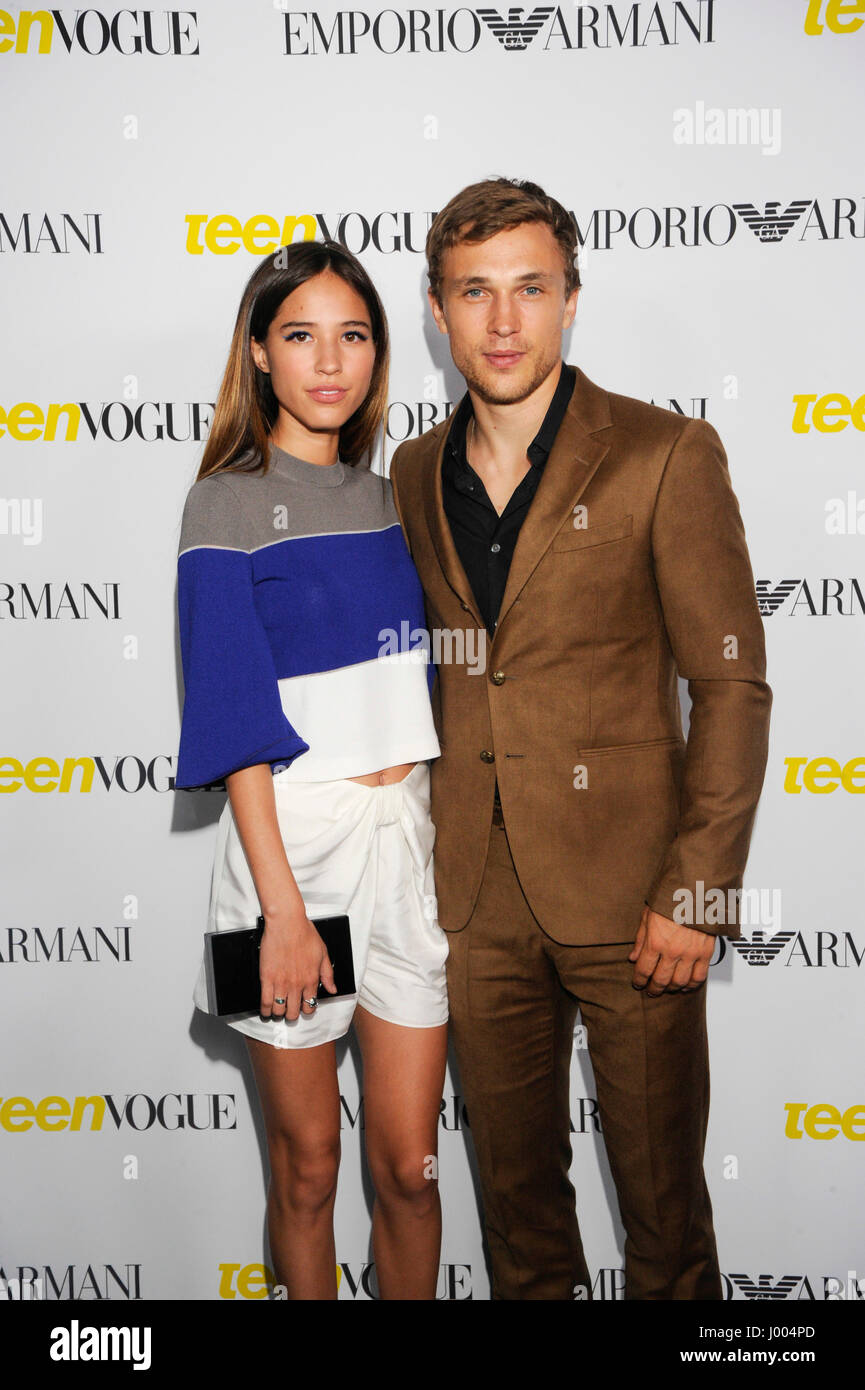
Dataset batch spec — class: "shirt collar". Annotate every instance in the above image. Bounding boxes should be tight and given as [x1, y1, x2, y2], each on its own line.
[269, 442, 346, 487]
[446, 361, 576, 473]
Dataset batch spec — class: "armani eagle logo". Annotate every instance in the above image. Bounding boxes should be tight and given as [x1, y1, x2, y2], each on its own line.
[727, 1273, 803, 1300]
[756, 580, 800, 616]
[476, 6, 554, 49]
[732, 201, 812, 243]
[730, 931, 796, 968]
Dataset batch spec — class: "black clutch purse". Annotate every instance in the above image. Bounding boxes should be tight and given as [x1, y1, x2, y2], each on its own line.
[203, 914, 355, 1017]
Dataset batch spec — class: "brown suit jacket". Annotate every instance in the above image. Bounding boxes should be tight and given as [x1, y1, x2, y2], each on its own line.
[389, 365, 771, 944]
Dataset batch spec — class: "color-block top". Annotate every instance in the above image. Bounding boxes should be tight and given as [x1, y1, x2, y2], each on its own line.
[175, 444, 440, 789]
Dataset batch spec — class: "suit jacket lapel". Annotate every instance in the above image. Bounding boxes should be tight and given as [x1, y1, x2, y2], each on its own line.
[495, 369, 612, 634]
[421, 424, 485, 626]
[420, 366, 613, 633]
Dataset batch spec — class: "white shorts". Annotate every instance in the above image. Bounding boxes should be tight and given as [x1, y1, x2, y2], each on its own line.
[192, 761, 449, 1048]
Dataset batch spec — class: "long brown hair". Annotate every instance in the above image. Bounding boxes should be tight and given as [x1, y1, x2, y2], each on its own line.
[197, 240, 390, 481]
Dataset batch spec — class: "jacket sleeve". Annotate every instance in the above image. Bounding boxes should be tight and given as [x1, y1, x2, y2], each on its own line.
[174, 474, 309, 789]
[645, 418, 772, 934]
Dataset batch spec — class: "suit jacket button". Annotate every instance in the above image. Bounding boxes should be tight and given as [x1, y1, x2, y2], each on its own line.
[480, 749, 495, 764]
[491, 670, 505, 685]
[461, 601, 470, 611]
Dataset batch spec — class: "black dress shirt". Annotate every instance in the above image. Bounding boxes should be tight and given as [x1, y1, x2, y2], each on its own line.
[442, 362, 576, 636]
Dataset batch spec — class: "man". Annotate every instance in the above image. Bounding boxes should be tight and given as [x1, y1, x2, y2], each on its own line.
[388, 178, 771, 1301]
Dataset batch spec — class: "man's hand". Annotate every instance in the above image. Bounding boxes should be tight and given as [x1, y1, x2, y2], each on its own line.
[629, 905, 715, 996]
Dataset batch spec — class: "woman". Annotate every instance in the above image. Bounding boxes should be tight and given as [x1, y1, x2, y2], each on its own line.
[175, 241, 448, 1300]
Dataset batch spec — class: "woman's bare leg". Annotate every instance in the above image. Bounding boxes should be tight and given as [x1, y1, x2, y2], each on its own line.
[245, 1035, 341, 1299]
[353, 1005, 448, 1300]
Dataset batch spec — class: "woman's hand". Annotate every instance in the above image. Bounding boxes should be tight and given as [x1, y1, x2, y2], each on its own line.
[222, 765, 338, 1022]
[259, 905, 338, 1021]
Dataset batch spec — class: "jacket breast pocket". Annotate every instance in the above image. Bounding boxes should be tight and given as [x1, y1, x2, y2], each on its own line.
[551, 514, 633, 553]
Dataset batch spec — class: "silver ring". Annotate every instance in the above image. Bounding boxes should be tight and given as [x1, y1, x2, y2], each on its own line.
[273, 996, 286, 1005]
[303, 997, 318, 1010]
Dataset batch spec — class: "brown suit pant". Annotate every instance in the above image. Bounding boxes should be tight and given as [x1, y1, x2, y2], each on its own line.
[445, 817, 722, 1301]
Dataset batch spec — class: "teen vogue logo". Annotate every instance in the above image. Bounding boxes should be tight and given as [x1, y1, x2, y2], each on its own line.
[0, 1093, 237, 1132]
[184, 210, 435, 256]
[0, 9, 199, 55]
[0, 756, 179, 792]
[216, 1260, 473, 1300]
[276, 2, 717, 55]
[0, 399, 214, 440]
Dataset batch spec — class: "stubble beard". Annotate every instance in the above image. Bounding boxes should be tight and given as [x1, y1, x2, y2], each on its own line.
[453, 341, 562, 407]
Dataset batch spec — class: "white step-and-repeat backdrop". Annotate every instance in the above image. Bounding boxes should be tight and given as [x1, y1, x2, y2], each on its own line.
[2, 0, 863, 1302]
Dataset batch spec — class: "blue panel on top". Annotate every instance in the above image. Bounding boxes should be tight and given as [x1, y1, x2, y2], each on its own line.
[251, 524, 429, 678]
